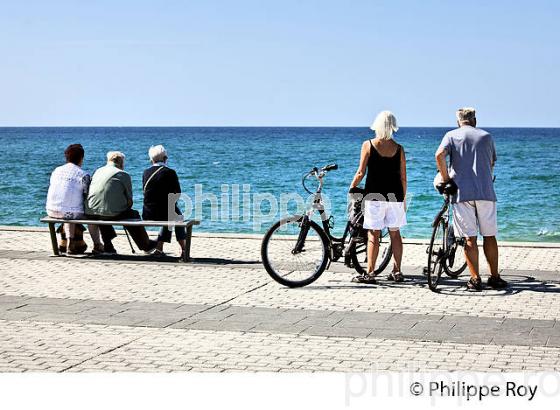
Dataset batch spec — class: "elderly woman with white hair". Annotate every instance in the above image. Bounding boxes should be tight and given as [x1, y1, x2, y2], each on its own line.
[142, 145, 187, 257]
[349, 111, 407, 284]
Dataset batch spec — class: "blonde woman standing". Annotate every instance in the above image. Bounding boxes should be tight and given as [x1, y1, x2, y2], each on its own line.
[349, 111, 407, 284]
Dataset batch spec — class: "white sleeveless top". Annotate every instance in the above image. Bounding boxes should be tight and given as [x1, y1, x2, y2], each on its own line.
[46, 163, 91, 215]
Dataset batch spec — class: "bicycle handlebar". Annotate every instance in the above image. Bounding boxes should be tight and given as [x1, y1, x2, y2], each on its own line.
[323, 163, 338, 172]
[302, 163, 338, 194]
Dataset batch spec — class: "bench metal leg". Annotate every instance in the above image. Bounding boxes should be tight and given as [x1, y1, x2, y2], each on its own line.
[48, 223, 60, 256]
[183, 225, 193, 262]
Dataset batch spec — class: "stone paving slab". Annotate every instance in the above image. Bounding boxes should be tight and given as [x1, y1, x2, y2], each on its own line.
[1, 319, 560, 372]
[2, 294, 559, 347]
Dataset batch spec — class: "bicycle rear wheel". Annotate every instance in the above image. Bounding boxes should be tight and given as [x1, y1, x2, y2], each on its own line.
[349, 229, 392, 275]
[261, 216, 329, 288]
[427, 218, 446, 291]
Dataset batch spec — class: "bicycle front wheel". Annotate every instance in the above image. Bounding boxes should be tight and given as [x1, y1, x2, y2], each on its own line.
[427, 219, 446, 291]
[261, 216, 330, 288]
[349, 229, 392, 276]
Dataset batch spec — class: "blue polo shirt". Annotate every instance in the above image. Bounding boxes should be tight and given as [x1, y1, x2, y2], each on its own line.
[438, 126, 497, 203]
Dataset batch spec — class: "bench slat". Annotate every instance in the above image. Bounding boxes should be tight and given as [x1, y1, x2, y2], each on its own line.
[40, 217, 200, 228]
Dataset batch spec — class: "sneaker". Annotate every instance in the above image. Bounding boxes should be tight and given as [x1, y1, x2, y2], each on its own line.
[103, 245, 117, 255]
[143, 240, 158, 254]
[487, 275, 508, 290]
[351, 273, 376, 284]
[466, 276, 483, 292]
[68, 239, 88, 255]
[152, 249, 166, 257]
[92, 243, 104, 255]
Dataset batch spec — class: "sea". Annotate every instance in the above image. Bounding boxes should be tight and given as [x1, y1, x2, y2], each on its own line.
[0, 127, 558, 242]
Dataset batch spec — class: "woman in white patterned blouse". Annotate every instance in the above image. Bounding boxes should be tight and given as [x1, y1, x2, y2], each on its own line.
[46, 144, 102, 254]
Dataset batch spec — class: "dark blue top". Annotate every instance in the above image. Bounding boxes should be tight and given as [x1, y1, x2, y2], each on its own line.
[142, 165, 182, 221]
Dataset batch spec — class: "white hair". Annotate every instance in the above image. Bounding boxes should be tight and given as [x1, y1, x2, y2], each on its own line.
[456, 107, 476, 123]
[370, 111, 398, 140]
[148, 145, 168, 163]
[106, 151, 125, 165]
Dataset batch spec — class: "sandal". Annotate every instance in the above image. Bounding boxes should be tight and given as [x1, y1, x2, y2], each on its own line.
[387, 272, 404, 282]
[351, 273, 377, 284]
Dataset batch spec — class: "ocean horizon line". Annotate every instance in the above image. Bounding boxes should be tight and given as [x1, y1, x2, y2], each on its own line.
[1, 125, 559, 129]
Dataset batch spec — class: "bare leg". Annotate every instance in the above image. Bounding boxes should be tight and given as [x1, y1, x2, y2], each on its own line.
[483, 236, 499, 277]
[464, 236, 479, 279]
[388, 229, 403, 272]
[366, 230, 381, 274]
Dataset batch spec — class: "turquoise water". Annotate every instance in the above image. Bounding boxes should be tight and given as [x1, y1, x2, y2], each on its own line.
[0, 127, 559, 242]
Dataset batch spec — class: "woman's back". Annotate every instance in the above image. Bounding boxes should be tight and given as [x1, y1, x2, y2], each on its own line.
[364, 139, 404, 202]
[142, 165, 181, 220]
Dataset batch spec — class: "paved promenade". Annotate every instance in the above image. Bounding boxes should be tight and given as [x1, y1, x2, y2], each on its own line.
[0, 226, 559, 372]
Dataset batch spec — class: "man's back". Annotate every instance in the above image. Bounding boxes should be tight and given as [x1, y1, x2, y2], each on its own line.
[86, 164, 132, 217]
[439, 126, 497, 203]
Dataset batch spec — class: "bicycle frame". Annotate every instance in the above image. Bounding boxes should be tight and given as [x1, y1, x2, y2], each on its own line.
[295, 170, 352, 264]
[431, 194, 465, 259]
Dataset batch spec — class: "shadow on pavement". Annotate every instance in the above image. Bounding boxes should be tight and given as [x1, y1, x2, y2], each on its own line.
[86, 254, 260, 266]
[305, 272, 560, 296]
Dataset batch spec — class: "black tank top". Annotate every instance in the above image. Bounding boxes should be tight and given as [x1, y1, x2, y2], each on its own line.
[364, 140, 404, 202]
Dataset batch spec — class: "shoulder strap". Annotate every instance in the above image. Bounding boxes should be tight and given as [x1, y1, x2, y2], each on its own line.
[369, 139, 376, 156]
[143, 166, 165, 193]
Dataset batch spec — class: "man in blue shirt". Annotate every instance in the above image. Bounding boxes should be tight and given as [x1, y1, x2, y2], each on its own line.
[435, 108, 507, 291]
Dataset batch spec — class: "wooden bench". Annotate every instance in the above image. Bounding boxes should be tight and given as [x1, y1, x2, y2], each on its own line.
[40, 217, 200, 262]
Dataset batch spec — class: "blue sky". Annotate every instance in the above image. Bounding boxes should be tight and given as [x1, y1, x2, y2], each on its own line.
[0, 0, 558, 126]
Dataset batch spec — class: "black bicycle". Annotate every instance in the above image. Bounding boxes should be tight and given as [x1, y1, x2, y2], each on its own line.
[425, 181, 468, 291]
[261, 164, 393, 288]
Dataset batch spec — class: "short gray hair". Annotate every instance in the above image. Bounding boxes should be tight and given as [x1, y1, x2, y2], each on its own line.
[106, 151, 125, 165]
[456, 107, 476, 123]
[148, 145, 168, 163]
[370, 110, 398, 140]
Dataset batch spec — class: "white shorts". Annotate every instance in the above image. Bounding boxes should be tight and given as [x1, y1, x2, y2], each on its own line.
[452, 200, 497, 238]
[363, 201, 407, 231]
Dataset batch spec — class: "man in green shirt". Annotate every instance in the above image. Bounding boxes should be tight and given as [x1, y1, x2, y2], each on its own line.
[86, 151, 156, 254]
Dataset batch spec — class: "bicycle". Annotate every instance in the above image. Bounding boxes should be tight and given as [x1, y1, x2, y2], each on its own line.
[261, 163, 393, 288]
[425, 180, 468, 291]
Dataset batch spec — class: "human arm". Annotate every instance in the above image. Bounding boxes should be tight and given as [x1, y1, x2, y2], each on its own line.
[170, 169, 181, 194]
[435, 134, 451, 182]
[400, 147, 407, 208]
[349, 141, 370, 189]
[491, 137, 497, 171]
[435, 147, 450, 182]
[82, 174, 91, 202]
[122, 173, 133, 208]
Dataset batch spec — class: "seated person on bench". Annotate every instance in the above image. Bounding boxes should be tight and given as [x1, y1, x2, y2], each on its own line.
[142, 145, 187, 258]
[85, 151, 156, 254]
[45, 144, 103, 254]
